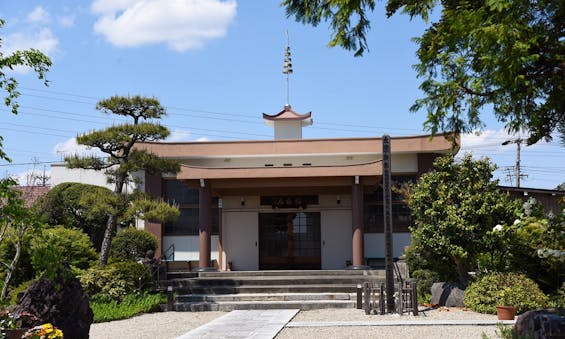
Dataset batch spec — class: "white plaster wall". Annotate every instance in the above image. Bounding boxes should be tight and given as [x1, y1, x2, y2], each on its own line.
[51, 165, 112, 189]
[274, 121, 302, 140]
[318, 194, 351, 209]
[391, 154, 418, 173]
[162, 235, 219, 261]
[364, 233, 412, 258]
[321, 210, 352, 269]
[50, 164, 142, 193]
[222, 196, 260, 210]
[222, 211, 258, 271]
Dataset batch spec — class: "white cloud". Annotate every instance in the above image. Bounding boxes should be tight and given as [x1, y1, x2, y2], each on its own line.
[26, 6, 50, 24]
[460, 129, 514, 153]
[166, 129, 192, 142]
[53, 138, 103, 158]
[195, 137, 210, 142]
[91, 0, 141, 14]
[58, 15, 76, 28]
[91, 0, 237, 52]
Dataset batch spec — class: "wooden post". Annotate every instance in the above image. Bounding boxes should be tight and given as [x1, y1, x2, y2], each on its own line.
[383, 135, 395, 313]
[412, 281, 419, 316]
[363, 282, 371, 315]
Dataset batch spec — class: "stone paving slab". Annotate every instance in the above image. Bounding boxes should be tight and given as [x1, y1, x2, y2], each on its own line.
[176, 309, 300, 339]
[287, 319, 516, 327]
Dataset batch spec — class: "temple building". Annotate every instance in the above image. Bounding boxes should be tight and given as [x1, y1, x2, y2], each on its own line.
[129, 104, 456, 271]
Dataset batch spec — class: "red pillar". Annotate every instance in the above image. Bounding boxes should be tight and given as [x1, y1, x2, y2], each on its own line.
[351, 176, 367, 268]
[198, 180, 212, 269]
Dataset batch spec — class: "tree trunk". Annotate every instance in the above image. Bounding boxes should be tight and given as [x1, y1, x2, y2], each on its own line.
[453, 256, 469, 288]
[98, 214, 116, 267]
[1, 228, 25, 300]
[98, 174, 126, 267]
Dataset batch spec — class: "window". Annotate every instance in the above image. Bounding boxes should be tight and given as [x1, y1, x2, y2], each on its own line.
[364, 175, 416, 233]
[163, 180, 219, 235]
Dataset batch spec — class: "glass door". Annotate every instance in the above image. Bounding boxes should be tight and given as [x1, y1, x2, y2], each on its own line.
[259, 212, 321, 270]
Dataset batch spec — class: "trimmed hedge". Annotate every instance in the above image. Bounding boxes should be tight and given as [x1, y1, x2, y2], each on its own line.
[464, 272, 548, 314]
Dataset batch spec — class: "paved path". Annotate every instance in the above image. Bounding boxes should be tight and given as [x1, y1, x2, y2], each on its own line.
[176, 309, 300, 339]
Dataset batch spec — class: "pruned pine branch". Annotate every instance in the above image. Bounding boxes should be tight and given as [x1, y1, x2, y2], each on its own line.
[65, 154, 113, 171]
[125, 198, 179, 224]
[96, 95, 166, 124]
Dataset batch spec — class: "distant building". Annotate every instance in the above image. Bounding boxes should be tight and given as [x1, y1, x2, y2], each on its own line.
[498, 186, 565, 214]
[14, 185, 50, 208]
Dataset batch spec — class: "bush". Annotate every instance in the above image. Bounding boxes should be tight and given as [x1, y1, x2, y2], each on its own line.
[30, 227, 97, 276]
[412, 269, 440, 304]
[464, 272, 548, 314]
[79, 260, 151, 301]
[91, 291, 165, 323]
[8, 279, 37, 306]
[549, 283, 565, 308]
[110, 228, 157, 261]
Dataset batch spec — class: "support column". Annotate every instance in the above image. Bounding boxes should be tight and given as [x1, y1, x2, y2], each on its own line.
[197, 179, 214, 271]
[350, 176, 369, 269]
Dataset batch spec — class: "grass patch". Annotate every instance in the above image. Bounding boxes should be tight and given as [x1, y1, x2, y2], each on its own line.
[91, 292, 166, 323]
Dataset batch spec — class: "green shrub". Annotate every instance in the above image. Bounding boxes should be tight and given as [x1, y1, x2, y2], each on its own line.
[79, 260, 151, 301]
[8, 279, 37, 306]
[110, 228, 157, 261]
[464, 272, 549, 314]
[91, 292, 165, 323]
[30, 227, 97, 280]
[412, 269, 440, 304]
[549, 283, 565, 308]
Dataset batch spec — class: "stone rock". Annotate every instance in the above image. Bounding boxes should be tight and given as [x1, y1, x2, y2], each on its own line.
[430, 282, 465, 307]
[513, 308, 565, 338]
[14, 277, 93, 339]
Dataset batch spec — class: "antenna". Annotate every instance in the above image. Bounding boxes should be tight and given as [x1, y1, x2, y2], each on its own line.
[283, 30, 293, 105]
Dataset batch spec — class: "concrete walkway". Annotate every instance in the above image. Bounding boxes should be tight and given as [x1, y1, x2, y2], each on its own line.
[176, 309, 300, 339]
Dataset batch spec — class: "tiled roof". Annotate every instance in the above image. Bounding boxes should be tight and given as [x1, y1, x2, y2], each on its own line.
[14, 186, 50, 208]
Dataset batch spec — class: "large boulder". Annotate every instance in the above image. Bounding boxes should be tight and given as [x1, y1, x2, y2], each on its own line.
[430, 282, 465, 307]
[513, 308, 565, 338]
[14, 277, 93, 339]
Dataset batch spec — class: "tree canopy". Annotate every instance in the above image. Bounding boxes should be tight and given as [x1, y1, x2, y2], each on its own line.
[65, 95, 180, 266]
[406, 154, 520, 286]
[35, 182, 115, 251]
[282, 0, 565, 145]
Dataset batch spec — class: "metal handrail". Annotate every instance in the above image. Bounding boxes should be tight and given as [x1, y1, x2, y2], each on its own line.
[162, 243, 175, 261]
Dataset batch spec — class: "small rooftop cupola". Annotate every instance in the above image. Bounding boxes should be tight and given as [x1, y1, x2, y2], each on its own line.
[262, 31, 313, 140]
[263, 105, 313, 140]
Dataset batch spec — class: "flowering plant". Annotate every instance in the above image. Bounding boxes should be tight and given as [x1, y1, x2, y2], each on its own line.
[23, 323, 63, 339]
[0, 309, 39, 329]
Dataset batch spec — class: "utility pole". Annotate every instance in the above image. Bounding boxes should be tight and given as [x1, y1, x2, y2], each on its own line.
[502, 138, 527, 187]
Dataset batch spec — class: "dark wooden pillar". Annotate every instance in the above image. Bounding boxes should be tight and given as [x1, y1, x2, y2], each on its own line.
[198, 180, 212, 270]
[350, 176, 368, 269]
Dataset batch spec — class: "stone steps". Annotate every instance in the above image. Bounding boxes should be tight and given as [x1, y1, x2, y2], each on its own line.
[177, 292, 354, 302]
[162, 269, 386, 312]
[175, 299, 356, 312]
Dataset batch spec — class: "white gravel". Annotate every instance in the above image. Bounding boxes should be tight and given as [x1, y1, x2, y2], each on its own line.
[89, 307, 508, 339]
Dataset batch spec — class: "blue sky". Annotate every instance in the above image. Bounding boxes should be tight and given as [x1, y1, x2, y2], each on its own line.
[0, 0, 563, 189]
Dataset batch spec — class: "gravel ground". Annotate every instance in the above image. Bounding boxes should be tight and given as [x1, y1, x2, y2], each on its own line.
[89, 311, 226, 339]
[89, 307, 508, 339]
[278, 307, 504, 339]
